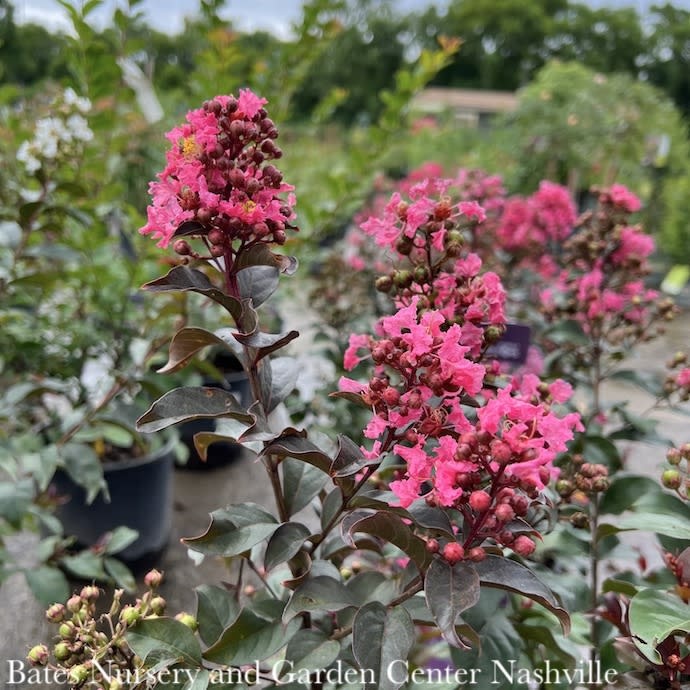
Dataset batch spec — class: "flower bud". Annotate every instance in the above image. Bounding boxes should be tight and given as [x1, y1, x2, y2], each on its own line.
[468, 547, 486, 562]
[67, 595, 82, 613]
[144, 569, 163, 588]
[468, 490, 491, 513]
[375, 276, 393, 293]
[120, 606, 141, 626]
[150, 597, 166, 616]
[173, 239, 192, 255]
[27, 645, 49, 666]
[662, 469, 682, 490]
[425, 538, 439, 554]
[570, 512, 589, 529]
[68, 664, 89, 685]
[513, 535, 536, 557]
[80, 585, 99, 601]
[59, 622, 75, 639]
[54, 642, 71, 661]
[442, 542, 465, 565]
[175, 613, 199, 631]
[46, 603, 66, 622]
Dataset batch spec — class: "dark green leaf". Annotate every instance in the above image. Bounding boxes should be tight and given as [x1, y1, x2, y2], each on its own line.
[184, 503, 278, 557]
[264, 523, 311, 572]
[126, 618, 203, 666]
[104, 526, 139, 555]
[234, 330, 299, 363]
[104, 557, 136, 591]
[599, 475, 663, 515]
[58, 443, 107, 503]
[203, 609, 300, 665]
[407, 501, 454, 536]
[265, 357, 298, 413]
[321, 487, 344, 531]
[137, 387, 252, 434]
[0, 479, 33, 526]
[331, 435, 376, 477]
[283, 576, 356, 622]
[282, 629, 340, 678]
[341, 510, 431, 570]
[237, 265, 280, 308]
[628, 588, 690, 665]
[262, 433, 331, 474]
[581, 435, 621, 469]
[196, 585, 241, 647]
[425, 559, 480, 648]
[158, 327, 244, 374]
[474, 556, 570, 634]
[282, 458, 328, 516]
[59, 551, 107, 581]
[352, 602, 415, 690]
[598, 512, 690, 540]
[25, 566, 69, 606]
[143, 266, 241, 319]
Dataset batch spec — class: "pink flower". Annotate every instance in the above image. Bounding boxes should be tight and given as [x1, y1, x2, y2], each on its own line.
[607, 184, 642, 213]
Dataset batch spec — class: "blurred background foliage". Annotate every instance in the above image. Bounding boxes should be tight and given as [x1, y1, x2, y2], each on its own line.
[1, 0, 690, 258]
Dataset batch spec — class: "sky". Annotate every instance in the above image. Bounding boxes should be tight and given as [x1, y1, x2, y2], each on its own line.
[12, 0, 687, 37]
[11, 0, 446, 36]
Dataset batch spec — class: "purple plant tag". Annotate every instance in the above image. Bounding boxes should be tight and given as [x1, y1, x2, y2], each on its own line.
[486, 323, 531, 365]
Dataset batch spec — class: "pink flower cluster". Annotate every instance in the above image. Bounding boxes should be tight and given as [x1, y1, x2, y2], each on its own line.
[140, 90, 296, 252]
[342, 184, 583, 562]
[540, 185, 666, 346]
[497, 181, 576, 252]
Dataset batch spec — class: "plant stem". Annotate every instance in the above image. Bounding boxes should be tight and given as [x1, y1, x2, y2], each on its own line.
[589, 492, 601, 673]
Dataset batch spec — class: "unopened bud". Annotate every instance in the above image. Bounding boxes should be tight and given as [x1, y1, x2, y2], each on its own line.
[150, 597, 166, 616]
[67, 595, 82, 613]
[120, 606, 141, 626]
[144, 569, 163, 588]
[27, 645, 49, 666]
[46, 603, 66, 623]
[662, 469, 682, 490]
[68, 664, 89, 685]
[54, 642, 71, 661]
[175, 613, 198, 631]
[80, 585, 99, 601]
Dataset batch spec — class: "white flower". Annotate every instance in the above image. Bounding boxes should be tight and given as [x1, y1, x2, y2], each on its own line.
[66, 113, 93, 142]
[17, 140, 41, 173]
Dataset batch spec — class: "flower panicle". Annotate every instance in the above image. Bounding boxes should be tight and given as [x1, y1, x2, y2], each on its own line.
[140, 90, 297, 258]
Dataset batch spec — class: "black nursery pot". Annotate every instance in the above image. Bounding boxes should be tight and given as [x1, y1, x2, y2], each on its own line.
[52, 439, 175, 567]
[179, 370, 252, 470]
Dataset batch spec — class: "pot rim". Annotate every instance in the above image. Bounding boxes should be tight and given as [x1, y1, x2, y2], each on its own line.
[100, 433, 177, 473]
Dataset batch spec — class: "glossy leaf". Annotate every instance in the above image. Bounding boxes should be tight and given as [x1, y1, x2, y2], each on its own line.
[282, 629, 340, 678]
[628, 588, 690, 664]
[264, 522, 311, 572]
[104, 526, 139, 555]
[233, 329, 299, 363]
[25, 566, 70, 606]
[126, 618, 203, 666]
[598, 512, 690, 541]
[137, 387, 252, 433]
[352, 602, 415, 690]
[331, 435, 377, 477]
[341, 509, 431, 570]
[143, 266, 242, 319]
[283, 576, 356, 622]
[262, 356, 298, 412]
[203, 609, 300, 665]
[104, 557, 136, 591]
[282, 458, 328, 516]
[262, 433, 331, 474]
[474, 556, 570, 634]
[237, 265, 280, 308]
[425, 559, 480, 648]
[407, 501, 454, 536]
[158, 327, 244, 374]
[184, 503, 278, 557]
[196, 585, 241, 647]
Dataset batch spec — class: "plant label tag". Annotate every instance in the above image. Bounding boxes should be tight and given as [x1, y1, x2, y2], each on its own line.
[486, 323, 531, 365]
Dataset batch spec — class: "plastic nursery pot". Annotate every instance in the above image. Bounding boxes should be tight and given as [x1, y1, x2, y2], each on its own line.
[179, 369, 252, 470]
[51, 437, 176, 568]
